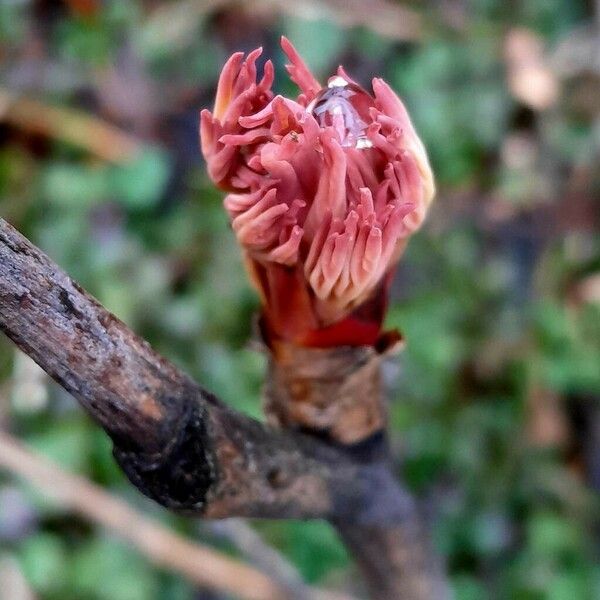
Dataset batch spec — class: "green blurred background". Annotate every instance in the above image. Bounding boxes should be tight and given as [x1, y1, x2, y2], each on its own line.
[0, 0, 599, 598]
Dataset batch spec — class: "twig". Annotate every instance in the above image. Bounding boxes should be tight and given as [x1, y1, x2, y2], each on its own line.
[0, 89, 140, 163]
[203, 519, 306, 591]
[0, 555, 36, 600]
[0, 430, 286, 600]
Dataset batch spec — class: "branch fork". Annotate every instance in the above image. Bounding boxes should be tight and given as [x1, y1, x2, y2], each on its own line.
[0, 218, 448, 599]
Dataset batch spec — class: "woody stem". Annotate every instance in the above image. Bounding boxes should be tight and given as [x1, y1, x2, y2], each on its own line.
[264, 343, 449, 600]
[0, 217, 449, 599]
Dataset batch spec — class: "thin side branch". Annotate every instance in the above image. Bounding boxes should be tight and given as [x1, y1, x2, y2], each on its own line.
[0, 556, 36, 600]
[0, 430, 286, 600]
[0, 89, 140, 163]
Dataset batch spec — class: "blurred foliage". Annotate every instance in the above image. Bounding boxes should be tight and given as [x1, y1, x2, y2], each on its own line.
[0, 0, 599, 599]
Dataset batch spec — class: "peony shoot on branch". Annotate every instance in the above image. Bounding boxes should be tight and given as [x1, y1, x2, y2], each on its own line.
[200, 37, 434, 348]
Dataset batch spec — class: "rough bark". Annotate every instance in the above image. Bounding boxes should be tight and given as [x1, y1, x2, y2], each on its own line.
[0, 217, 449, 599]
[263, 342, 448, 600]
[335, 521, 448, 600]
[264, 341, 394, 444]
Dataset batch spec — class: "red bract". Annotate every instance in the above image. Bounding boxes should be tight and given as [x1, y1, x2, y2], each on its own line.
[200, 38, 435, 347]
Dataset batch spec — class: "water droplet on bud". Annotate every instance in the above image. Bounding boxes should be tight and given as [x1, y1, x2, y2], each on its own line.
[307, 77, 374, 149]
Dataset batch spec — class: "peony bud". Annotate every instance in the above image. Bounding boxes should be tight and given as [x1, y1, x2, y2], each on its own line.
[201, 38, 434, 347]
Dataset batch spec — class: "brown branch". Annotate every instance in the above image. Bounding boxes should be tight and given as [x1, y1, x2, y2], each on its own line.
[0, 89, 140, 163]
[263, 343, 449, 600]
[335, 522, 448, 600]
[0, 555, 36, 600]
[0, 430, 286, 600]
[0, 218, 405, 522]
[0, 217, 449, 599]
